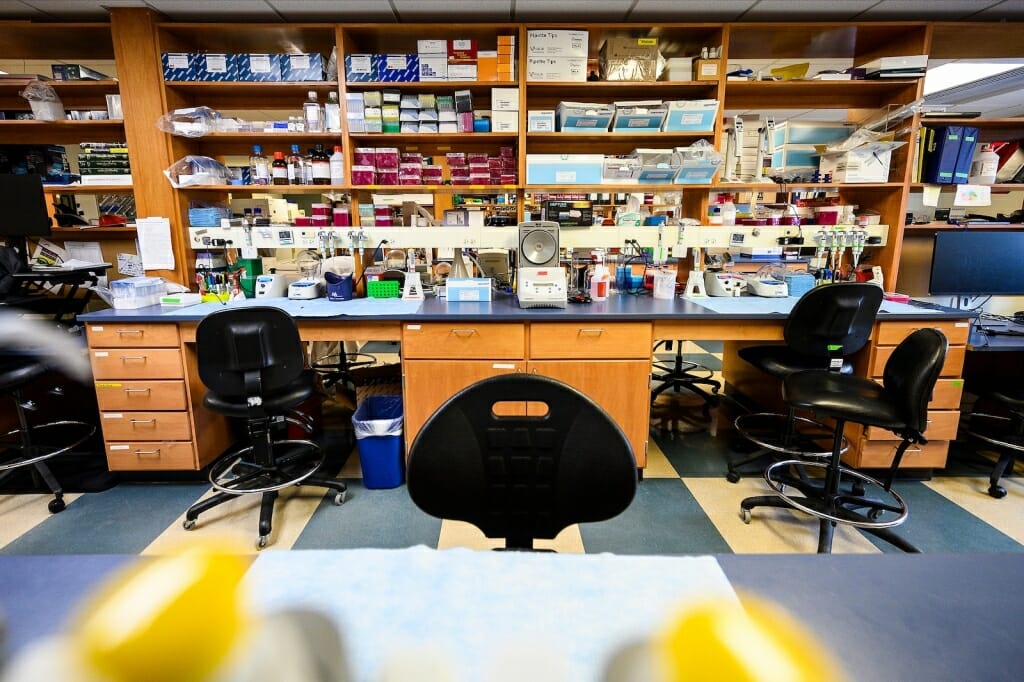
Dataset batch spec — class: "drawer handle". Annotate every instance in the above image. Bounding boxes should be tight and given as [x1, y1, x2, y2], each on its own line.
[116, 329, 144, 335]
[124, 388, 151, 394]
[578, 328, 605, 335]
[450, 329, 478, 336]
[130, 418, 156, 425]
[134, 449, 161, 456]
[120, 356, 147, 362]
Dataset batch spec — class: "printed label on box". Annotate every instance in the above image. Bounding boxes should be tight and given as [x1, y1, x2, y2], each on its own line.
[348, 56, 373, 74]
[291, 54, 311, 69]
[555, 170, 577, 182]
[250, 54, 272, 72]
[167, 54, 189, 69]
[700, 62, 718, 76]
[386, 55, 409, 70]
[205, 54, 228, 72]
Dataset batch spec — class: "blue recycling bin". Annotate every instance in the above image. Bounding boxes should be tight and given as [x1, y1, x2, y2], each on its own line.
[352, 395, 404, 489]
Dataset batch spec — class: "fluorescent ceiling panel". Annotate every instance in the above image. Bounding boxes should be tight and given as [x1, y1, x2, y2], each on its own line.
[145, 0, 281, 20]
[516, 0, 632, 20]
[855, 0, 996, 19]
[269, 0, 398, 21]
[629, 0, 755, 21]
[742, 0, 877, 20]
[392, 0, 511, 20]
[924, 61, 1024, 96]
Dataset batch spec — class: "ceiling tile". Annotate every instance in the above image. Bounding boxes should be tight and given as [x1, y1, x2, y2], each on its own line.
[854, 0, 1001, 20]
[392, 0, 511, 20]
[269, 0, 398, 22]
[145, 0, 281, 21]
[629, 0, 756, 22]
[516, 0, 633, 21]
[0, 0, 47, 19]
[972, 0, 1024, 20]
[20, 0, 125, 19]
[742, 0, 877, 20]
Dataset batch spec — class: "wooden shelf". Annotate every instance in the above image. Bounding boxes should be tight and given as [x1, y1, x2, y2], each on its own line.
[905, 222, 1024, 232]
[0, 119, 125, 144]
[0, 23, 115, 59]
[179, 184, 351, 193]
[344, 81, 511, 91]
[347, 132, 517, 143]
[919, 117, 1024, 142]
[527, 131, 711, 142]
[45, 184, 133, 193]
[525, 185, 687, 193]
[724, 79, 921, 110]
[163, 81, 339, 108]
[352, 184, 517, 193]
[909, 183, 1024, 191]
[526, 80, 716, 99]
[52, 226, 137, 237]
[196, 131, 341, 139]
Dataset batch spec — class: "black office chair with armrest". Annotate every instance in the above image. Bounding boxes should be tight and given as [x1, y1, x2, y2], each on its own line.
[651, 339, 721, 413]
[961, 387, 1024, 498]
[182, 307, 347, 549]
[407, 374, 637, 550]
[727, 283, 883, 482]
[0, 353, 95, 513]
[741, 328, 947, 553]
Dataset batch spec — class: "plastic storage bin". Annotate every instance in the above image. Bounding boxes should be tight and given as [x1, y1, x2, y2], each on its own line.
[352, 395, 404, 489]
[367, 280, 400, 298]
[110, 276, 164, 309]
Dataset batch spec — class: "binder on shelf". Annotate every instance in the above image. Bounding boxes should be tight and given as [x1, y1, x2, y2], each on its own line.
[952, 126, 979, 184]
[923, 126, 962, 184]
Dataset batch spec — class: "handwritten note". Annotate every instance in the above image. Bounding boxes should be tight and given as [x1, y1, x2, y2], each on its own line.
[953, 184, 991, 207]
[136, 217, 175, 270]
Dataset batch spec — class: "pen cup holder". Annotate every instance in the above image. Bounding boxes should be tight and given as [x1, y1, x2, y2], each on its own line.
[325, 272, 354, 301]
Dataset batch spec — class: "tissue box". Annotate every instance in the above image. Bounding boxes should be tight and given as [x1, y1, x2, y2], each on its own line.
[557, 102, 614, 132]
[282, 53, 325, 81]
[237, 53, 281, 82]
[526, 154, 604, 184]
[771, 121, 853, 148]
[770, 145, 821, 171]
[446, 278, 493, 302]
[611, 101, 667, 132]
[662, 99, 719, 132]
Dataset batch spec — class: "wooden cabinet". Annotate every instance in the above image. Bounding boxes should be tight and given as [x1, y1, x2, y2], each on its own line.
[844, 318, 970, 470]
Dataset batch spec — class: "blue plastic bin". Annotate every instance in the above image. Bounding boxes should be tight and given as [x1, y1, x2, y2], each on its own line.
[352, 395, 404, 489]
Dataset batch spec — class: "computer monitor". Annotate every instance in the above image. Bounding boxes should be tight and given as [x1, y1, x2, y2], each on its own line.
[0, 174, 52, 268]
[928, 230, 1024, 296]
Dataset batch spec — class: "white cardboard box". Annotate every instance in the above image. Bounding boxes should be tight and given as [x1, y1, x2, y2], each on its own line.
[526, 57, 587, 82]
[527, 29, 588, 57]
[448, 63, 478, 81]
[417, 39, 447, 54]
[527, 110, 556, 132]
[491, 110, 519, 132]
[418, 54, 447, 81]
[818, 145, 893, 183]
[491, 87, 519, 111]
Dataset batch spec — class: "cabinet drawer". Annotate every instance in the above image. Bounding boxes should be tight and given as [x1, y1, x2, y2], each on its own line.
[848, 439, 950, 469]
[91, 348, 184, 380]
[864, 410, 960, 441]
[530, 322, 651, 359]
[875, 320, 970, 346]
[100, 411, 192, 441]
[95, 380, 188, 411]
[930, 379, 964, 410]
[105, 441, 197, 471]
[870, 345, 965, 378]
[87, 323, 179, 348]
[402, 323, 525, 359]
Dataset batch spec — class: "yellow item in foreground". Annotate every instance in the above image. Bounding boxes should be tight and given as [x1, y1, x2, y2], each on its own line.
[657, 594, 845, 682]
[73, 542, 249, 682]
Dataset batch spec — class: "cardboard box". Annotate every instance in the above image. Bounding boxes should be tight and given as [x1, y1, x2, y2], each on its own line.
[770, 144, 820, 171]
[376, 54, 419, 82]
[281, 53, 325, 81]
[602, 155, 641, 181]
[662, 99, 718, 132]
[478, 52, 498, 81]
[446, 278, 493, 302]
[162, 53, 196, 81]
[527, 110, 556, 132]
[671, 145, 722, 184]
[448, 63, 478, 81]
[694, 58, 720, 81]
[818, 145, 893, 183]
[448, 39, 478, 62]
[600, 36, 659, 81]
[491, 88, 519, 111]
[526, 57, 587, 82]
[611, 101, 667, 132]
[527, 29, 588, 57]
[51, 63, 111, 81]
[770, 121, 853, 148]
[557, 101, 614, 132]
[526, 154, 604, 184]
[491, 110, 518, 133]
[417, 39, 447, 54]
[345, 54, 378, 82]
[545, 200, 593, 226]
[237, 53, 281, 82]
[195, 53, 237, 81]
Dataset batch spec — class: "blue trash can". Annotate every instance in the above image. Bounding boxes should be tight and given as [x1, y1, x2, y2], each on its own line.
[352, 395, 404, 489]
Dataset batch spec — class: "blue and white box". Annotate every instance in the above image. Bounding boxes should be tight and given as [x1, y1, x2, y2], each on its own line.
[556, 102, 613, 132]
[526, 154, 604, 185]
[611, 101, 667, 133]
[162, 53, 196, 81]
[237, 53, 281, 82]
[345, 54, 378, 82]
[195, 53, 237, 81]
[770, 144, 820, 171]
[446, 278, 493, 302]
[282, 53, 325, 81]
[662, 99, 719, 133]
[527, 110, 556, 132]
[376, 54, 420, 83]
[771, 121, 853, 148]
[637, 166, 678, 184]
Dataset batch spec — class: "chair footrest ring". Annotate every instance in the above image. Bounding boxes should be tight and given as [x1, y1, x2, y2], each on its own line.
[764, 459, 909, 529]
[734, 412, 848, 458]
[0, 421, 96, 471]
[209, 439, 324, 495]
[963, 414, 1024, 454]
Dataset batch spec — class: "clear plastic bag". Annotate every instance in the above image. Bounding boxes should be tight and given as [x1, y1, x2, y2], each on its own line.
[19, 81, 64, 121]
[163, 155, 230, 188]
[353, 396, 403, 438]
[156, 106, 231, 138]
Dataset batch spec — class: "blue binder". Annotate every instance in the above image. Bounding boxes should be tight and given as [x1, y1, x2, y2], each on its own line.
[924, 126, 962, 184]
[952, 126, 979, 184]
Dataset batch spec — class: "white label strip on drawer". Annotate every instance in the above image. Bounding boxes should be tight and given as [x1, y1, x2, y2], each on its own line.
[91, 326, 104, 332]
[109, 445, 129, 451]
[95, 352, 109, 357]
[492, 363, 516, 369]
[103, 413, 124, 419]
[406, 324, 421, 330]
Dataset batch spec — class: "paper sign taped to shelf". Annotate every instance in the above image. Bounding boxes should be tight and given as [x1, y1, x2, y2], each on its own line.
[136, 217, 175, 270]
[953, 184, 990, 207]
[117, 253, 144, 277]
[922, 184, 941, 207]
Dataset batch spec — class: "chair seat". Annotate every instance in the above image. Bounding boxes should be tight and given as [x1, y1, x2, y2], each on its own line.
[0, 356, 48, 392]
[204, 370, 315, 417]
[784, 370, 906, 433]
[738, 345, 853, 378]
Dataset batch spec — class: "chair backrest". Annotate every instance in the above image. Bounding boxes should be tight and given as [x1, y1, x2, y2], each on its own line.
[883, 327, 948, 437]
[784, 283, 883, 360]
[407, 374, 637, 549]
[195, 307, 305, 399]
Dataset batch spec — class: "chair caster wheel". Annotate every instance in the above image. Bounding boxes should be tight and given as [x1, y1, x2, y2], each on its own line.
[740, 508, 752, 524]
[48, 498, 65, 514]
[257, 535, 269, 550]
[726, 471, 741, 484]
[333, 490, 348, 506]
[182, 518, 197, 531]
[867, 508, 883, 521]
[988, 485, 1007, 499]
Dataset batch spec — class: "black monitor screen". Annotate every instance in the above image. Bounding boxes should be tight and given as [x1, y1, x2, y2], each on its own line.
[929, 230, 1024, 296]
[0, 174, 52, 237]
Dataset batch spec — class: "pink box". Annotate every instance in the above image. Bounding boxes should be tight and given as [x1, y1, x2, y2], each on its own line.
[310, 203, 330, 216]
[451, 177, 469, 185]
[374, 147, 400, 169]
[312, 215, 330, 227]
[351, 166, 376, 185]
[400, 175, 423, 185]
[374, 206, 392, 217]
[500, 146, 515, 158]
[401, 153, 424, 164]
[450, 167, 471, 179]
[445, 152, 467, 166]
[469, 173, 490, 184]
[400, 162, 423, 173]
[293, 216, 313, 226]
[500, 173, 517, 184]
[487, 158, 503, 170]
[467, 152, 488, 164]
[332, 208, 351, 227]
[375, 215, 393, 226]
[377, 170, 399, 185]
[354, 148, 376, 166]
